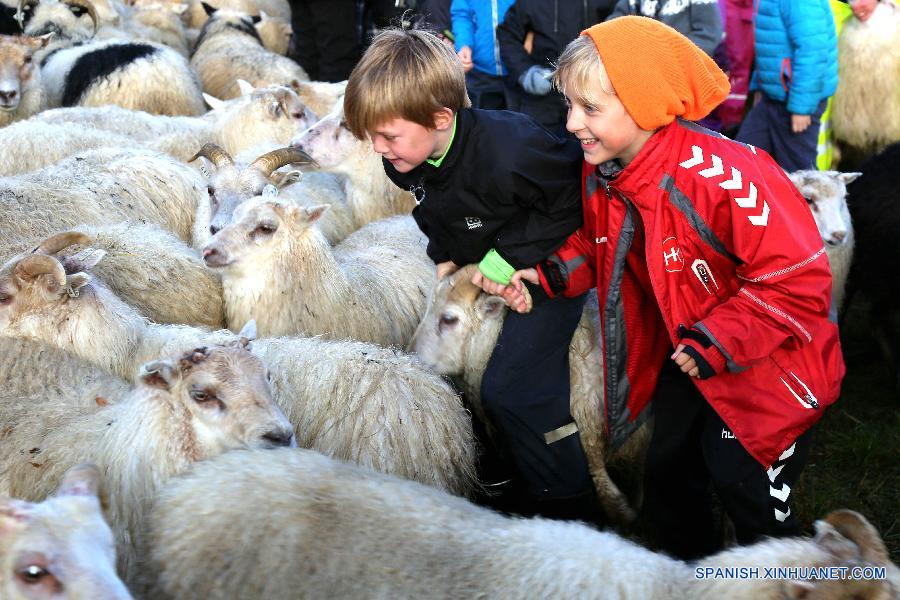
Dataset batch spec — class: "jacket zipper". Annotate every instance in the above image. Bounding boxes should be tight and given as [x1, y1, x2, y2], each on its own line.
[492, 0, 502, 76]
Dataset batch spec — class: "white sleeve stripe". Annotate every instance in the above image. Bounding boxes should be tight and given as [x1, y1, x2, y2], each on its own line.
[738, 247, 826, 283]
[738, 288, 813, 342]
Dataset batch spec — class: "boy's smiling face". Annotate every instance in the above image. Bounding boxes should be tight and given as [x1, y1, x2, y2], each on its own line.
[564, 78, 653, 167]
[369, 109, 454, 173]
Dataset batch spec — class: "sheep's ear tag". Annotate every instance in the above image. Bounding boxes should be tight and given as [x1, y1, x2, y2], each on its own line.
[199, 163, 210, 178]
[262, 184, 278, 198]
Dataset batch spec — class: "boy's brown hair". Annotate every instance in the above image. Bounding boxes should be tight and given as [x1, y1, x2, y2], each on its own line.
[553, 35, 617, 108]
[344, 28, 470, 140]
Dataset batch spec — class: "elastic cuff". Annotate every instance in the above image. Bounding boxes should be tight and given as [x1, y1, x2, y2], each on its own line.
[679, 339, 727, 379]
[478, 249, 516, 285]
[537, 255, 568, 296]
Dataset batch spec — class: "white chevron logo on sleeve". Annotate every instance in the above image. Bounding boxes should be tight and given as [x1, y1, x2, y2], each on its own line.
[769, 483, 791, 502]
[747, 201, 770, 226]
[779, 443, 796, 461]
[775, 507, 791, 522]
[733, 181, 757, 208]
[767, 464, 785, 482]
[719, 167, 743, 190]
[698, 154, 724, 178]
[679, 145, 705, 169]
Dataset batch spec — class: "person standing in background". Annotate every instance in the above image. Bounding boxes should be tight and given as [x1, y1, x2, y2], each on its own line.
[605, 0, 723, 56]
[496, 0, 618, 134]
[288, 0, 362, 82]
[452, 0, 516, 109]
[735, 0, 838, 171]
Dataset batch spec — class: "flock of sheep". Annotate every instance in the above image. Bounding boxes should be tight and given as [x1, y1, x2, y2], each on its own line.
[0, 0, 898, 597]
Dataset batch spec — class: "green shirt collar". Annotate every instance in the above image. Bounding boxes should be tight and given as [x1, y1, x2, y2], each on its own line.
[425, 113, 457, 168]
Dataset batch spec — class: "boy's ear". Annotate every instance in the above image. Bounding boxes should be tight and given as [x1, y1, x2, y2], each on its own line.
[433, 107, 454, 131]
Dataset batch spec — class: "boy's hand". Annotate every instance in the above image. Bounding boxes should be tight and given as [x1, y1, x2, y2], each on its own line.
[791, 114, 811, 133]
[671, 344, 701, 378]
[470, 270, 508, 295]
[436, 261, 459, 280]
[504, 269, 539, 313]
[457, 46, 474, 73]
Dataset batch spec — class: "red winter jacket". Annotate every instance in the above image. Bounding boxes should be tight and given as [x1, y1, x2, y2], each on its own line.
[536, 120, 845, 468]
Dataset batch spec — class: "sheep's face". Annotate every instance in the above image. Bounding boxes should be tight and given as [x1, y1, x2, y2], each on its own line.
[22, 0, 96, 43]
[765, 510, 900, 600]
[290, 106, 361, 169]
[0, 465, 131, 600]
[0, 35, 49, 112]
[411, 271, 507, 375]
[0, 254, 90, 335]
[205, 164, 269, 235]
[218, 86, 315, 153]
[256, 13, 291, 55]
[139, 344, 295, 455]
[202, 197, 327, 269]
[788, 170, 861, 247]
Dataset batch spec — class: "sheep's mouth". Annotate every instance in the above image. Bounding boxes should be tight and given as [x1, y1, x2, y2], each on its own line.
[202, 253, 233, 268]
[0, 103, 18, 112]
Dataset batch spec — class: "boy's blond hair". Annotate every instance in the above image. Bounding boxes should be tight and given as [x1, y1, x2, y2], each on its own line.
[553, 34, 616, 107]
[344, 28, 470, 140]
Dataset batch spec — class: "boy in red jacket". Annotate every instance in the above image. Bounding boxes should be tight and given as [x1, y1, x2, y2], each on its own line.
[496, 16, 845, 559]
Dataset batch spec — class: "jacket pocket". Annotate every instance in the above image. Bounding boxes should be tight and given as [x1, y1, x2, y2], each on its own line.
[769, 350, 820, 410]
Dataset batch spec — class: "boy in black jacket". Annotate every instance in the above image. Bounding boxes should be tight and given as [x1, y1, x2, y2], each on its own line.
[344, 27, 599, 522]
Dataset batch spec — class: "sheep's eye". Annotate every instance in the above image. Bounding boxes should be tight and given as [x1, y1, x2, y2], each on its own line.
[255, 223, 277, 235]
[69, 5, 86, 15]
[17, 565, 50, 585]
[190, 389, 211, 403]
[23, 55, 32, 64]
[338, 120, 349, 130]
[439, 313, 459, 327]
[0, 293, 11, 305]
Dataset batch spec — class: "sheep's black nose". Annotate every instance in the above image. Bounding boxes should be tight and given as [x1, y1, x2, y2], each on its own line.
[262, 429, 294, 447]
[209, 224, 220, 235]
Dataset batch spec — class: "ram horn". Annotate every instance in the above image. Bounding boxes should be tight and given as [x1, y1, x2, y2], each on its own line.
[189, 143, 234, 169]
[248, 147, 317, 179]
[14, 254, 67, 288]
[61, 0, 99, 36]
[33, 231, 92, 255]
[15, 0, 38, 29]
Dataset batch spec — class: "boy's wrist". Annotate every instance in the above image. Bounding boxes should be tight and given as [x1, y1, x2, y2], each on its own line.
[478, 249, 516, 285]
[677, 325, 726, 379]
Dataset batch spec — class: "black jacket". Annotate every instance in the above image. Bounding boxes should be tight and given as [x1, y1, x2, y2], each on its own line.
[496, 0, 618, 129]
[384, 108, 583, 269]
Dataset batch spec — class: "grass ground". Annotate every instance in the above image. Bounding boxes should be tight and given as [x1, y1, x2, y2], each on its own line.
[793, 296, 900, 562]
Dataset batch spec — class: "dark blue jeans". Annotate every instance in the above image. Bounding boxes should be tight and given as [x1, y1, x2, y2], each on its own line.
[735, 94, 827, 172]
[480, 292, 593, 500]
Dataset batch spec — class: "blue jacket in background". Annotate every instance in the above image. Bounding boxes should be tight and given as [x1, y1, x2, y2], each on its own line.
[750, 0, 838, 115]
[451, 0, 516, 77]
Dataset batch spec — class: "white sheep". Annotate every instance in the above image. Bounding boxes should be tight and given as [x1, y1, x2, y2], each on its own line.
[0, 226, 226, 328]
[255, 9, 289, 55]
[787, 170, 860, 313]
[0, 337, 295, 582]
[0, 248, 478, 496]
[0, 34, 50, 128]
[1, 464, 133, 600]
[0, 146, 206, 246]
[141, 447, 900, 600]
[39, 37, 206, 115]
[831, 0, 900, 155]
[290, 78, 346, 119]
[411, 265, 647, 526]
[184, 0, 290, 29]
[190, 143, 354, 246]
[11, 82, 313, 173]
[0, 336, 130, 407]
[190, 6, 307, 101]
[203, 201, 435, 347]
[291, 103, 418, 228]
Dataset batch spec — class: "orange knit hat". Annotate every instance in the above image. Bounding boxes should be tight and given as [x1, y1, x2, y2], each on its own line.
[582, 16, 730, 131]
